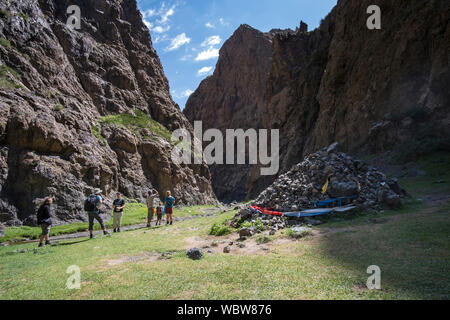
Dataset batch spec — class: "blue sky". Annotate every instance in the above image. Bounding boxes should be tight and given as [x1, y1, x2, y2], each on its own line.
[136, 0, 337, 110]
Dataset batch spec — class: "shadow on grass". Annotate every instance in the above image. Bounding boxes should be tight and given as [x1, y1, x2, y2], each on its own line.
[52, 239, 91, 247]
[317, 200, 450, 299]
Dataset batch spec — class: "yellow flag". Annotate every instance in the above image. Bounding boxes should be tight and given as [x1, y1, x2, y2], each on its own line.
[322, 179, 329, 195]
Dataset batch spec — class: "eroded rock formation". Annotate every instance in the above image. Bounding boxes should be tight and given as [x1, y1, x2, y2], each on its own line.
[184, 0, 450, 202]
[0, 0, 215, 226]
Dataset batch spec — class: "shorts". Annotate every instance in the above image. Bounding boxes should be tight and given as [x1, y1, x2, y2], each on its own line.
[165, 207, 173, 215]
[40, 223, 51, 236]
[148, 208, 154, 220]
[157, 213, 163, 220]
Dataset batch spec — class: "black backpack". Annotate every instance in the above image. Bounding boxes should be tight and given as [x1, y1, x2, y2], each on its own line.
[84, 195, 97, 211]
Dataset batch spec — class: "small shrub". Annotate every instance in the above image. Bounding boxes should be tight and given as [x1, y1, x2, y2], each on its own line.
[19, 12, 29, 21]
[0, 9, 11, 18]
[0, 37, 11, 48]
[0, 64, 20, 89]
[0, 64, 18, 78]
[54, 104, 65, 111]
[256, 235, 271, 245]
[209, 221, 232, 236]
[92, 125, 106, 144]
[241, 218, 266, 232]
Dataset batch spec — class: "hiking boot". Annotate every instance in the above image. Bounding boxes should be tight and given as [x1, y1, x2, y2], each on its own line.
[90, 234, 95, 239]
[170, 221, 173, 225]
[38, 243, 44, 248]
[117, 228, 121, 233]
[45, 241, 51, 246]
[104, 231, 111, 237]
[113, 229, 117, 233]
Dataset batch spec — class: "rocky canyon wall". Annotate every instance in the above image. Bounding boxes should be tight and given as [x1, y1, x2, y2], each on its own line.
[184, 0, 449, 202]
[0, 0, 215, 226]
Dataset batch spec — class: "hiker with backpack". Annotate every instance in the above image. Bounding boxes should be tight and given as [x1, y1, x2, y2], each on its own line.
[85, 188, 110, 239]
[37, 197, 53, 247]
[164, 191, 175, 225]
[146, 189, 159, 228]
[112, 192, 126, 233]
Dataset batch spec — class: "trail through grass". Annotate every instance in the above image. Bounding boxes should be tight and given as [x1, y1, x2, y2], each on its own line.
[1, 153, 449, 300]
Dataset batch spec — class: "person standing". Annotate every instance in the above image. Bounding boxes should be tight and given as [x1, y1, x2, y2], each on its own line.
[112, 192, 126, 233]
[84, 188, 110, 239]
[146, 189, 159, 227]
[37, 197, 53, 247]
[164, 191, 175, 225]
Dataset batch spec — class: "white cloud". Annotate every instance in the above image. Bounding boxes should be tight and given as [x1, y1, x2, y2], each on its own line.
[152, 25, 171, 34]
[205, 22, 215, 28]
[197, 66, 213, 76]
[153, 34, 169, 44]
[219, 17, 230, 27]
[158, 6, 175, 24]
[141, 3, 177, 36]
[166, 33, 191, 51]
[172, 89, 194, 99]
[142, 9, 156, 18]
[195, 48, 219, 61]
[180, 54, 193, 61]
[182, 89, 194, 97]
[143, 20, 153, 29]
[201, 35, 221, 47]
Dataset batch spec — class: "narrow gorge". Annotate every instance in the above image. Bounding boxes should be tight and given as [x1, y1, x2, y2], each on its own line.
[0, 0, 216, 226]
[184, 0, 449, 202]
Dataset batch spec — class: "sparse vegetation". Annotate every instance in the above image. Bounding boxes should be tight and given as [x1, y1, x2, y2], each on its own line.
[240, 218, 266, 232]
[0, 37, 11, 48]
[209, 220, 233, 236]
[18, 12, 28, 21]
[53, 104, 65, 112]
[0, 9, 11, 19]
[256, 235, 272, 244]
[99, 110, 172, 141]
[91, 125, 106, 144]
[0, 63, 20, 89]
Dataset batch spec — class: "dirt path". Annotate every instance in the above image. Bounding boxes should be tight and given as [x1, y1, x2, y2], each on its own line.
[4, 208, 224, 245]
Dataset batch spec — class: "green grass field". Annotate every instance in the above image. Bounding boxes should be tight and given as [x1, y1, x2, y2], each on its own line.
[0, 154, 449, 300]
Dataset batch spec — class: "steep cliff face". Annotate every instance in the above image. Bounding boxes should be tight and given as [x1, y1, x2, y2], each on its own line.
[184, 0, 449, 202]
[0, 0, 215, 226]
[184, 25, 275, 202]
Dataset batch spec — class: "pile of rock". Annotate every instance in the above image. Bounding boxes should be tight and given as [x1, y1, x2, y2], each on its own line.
[254, 143, 406, 211]
[229, 209, 287, 237]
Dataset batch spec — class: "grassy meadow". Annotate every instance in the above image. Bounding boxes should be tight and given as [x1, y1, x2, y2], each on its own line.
[0, 153, 449, 300]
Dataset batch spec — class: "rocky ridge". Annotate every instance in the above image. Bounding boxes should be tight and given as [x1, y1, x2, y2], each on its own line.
[184, 0, 450, 202]
[0, 0, 215, 226]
